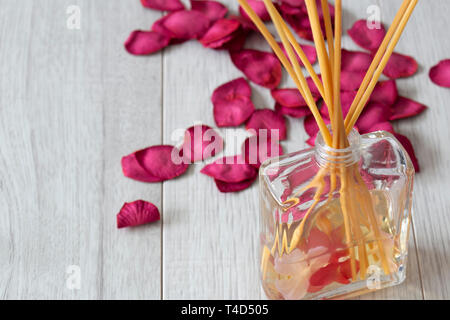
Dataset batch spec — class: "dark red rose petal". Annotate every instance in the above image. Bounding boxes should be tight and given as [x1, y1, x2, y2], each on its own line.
[275, 103, 312, 118]
[214, 176, 257, 193]
[369, 80, 398, 107]
[141, 0, 184, 11]
[348, 19, 386, 51]
[394, 133, 420, 172]
[152, 10, 210, 40]
[356, 102, 391, 134]
[182, 125, 224, 163]
[212, 77, 255, 127]
[242, 135, 284, 168]
[117, 200, 160, 229]
[239, 0, 271, 22]
[429, 59, 450, 88]
[122, 145, 188, 183]
[383, 52, 418, 79]
[124, 30, 170, 55]
[246, 109, 287, 140]
[341, 49, 372, 72]
[199, 18, 241, 49]
[190, 0, 228, 24]
[230, 49, 282, 89]
[271, 88, 317, 108]
[283, 12, 314, 41]
[390, 97, 427, 121]
[201, 155, 258, 183]
[278, 42, 317, 67]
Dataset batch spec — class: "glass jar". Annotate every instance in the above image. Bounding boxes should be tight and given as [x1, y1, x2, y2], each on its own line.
[259, 130, 415, 300]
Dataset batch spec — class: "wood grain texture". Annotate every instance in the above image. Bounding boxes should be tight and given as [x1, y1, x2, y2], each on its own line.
[1, 0, 450, 300]
[0, 0, 162, 299]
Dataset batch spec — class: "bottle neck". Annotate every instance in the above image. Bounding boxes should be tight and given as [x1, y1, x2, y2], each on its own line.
[314, 129, 361, 167]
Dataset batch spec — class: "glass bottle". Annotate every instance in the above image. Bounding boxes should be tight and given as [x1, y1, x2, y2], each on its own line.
[259, 129, 415, 300]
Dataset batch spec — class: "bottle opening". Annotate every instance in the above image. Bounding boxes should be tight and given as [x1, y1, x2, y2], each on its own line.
[315, 128, 361, 167]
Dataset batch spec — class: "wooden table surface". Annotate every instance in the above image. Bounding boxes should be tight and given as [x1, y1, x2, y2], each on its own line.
[1, 0, 449, 300]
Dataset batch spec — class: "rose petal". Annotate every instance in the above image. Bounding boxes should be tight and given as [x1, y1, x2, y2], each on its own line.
[340, 71, 365, 91]
[283, 12, 314, 41]
[152, 10, 210, 40]
[242, 135, 284, 168]
[390, 97, 427, 121]
[309, 263, 339, 288]
[383, 52, 418, 79]
[246, 109, 287, 140]
[190, 0, 228, 24]
[356, 102, 391, 134]
[341, 49, 372, 72]
[141, 0, 184, 11]
[394, 133, 420, 172]
[321, 91, 357, 119]
[369, 80, 398, 106]
[214, 176, 257, 193]
[239, 0, 271, 22]
[306, 76, 321, 96]
[122, 145, 188, 182]
[212, 78, 255, 127]
[199, 18, 241, 49]
[368, 121, 395, 134]
[182, 125, 224, 163]
[271, 88, 317, 108]
[348, 19, 386, 51]
[275, 103, 312, 118]
[430, 59, 450, 88]
[230, 49, 282, 89]
[124, 30, 171, 55]
[201, 155, 258, 183]
[278, 42, 317, 67]
[117, 200, 160, 229]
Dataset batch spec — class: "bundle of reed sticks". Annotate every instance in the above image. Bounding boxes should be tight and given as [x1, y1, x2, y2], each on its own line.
[240, 0, 418, 280]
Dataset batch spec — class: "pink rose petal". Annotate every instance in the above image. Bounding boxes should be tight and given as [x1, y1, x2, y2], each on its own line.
[182, 125, 224, 163]
[214, 176, 257, 193]
[283, 12, 314, 41]
[190, 0, 228, 24]
[141, 0, 184, 11]
[271, 88, 317, 108]
[390, 97, 427, 121]
[152, 10, 210, 40]
[394, 133, 420, 172]
[124, 30, 170, 55]
[117, 200, 160, 229]
[275, 104, 312, 118]
[246, 109, 287, 140]
[340, 71, 365, 91]
[321, 91, 357, 119]
[429, 59, 450, 88]
[199, 18, 241, 49]
[212, 78, 255, 127]
[383, 52, 418, 79]
[368, 122, 395, 134]
[369, 80, 398, 107]
[341, 49, 372, 72]
[278, 42, 317, 67]
[356, 102, 391, 134]
[306, 76, 321, 96]
[230, 49, 282, 89]
[348, 19, 386, 51]
[239, 0, 271, 22]
[122, 145, 189, 183]
[242, 135, 284, 168]
[201, 155, 258, 183]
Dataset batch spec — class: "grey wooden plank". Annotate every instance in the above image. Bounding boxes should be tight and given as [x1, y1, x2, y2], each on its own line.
[0, 0, 162, 299]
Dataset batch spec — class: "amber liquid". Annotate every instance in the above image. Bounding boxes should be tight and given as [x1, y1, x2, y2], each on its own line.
[261, 190, 404, 300]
